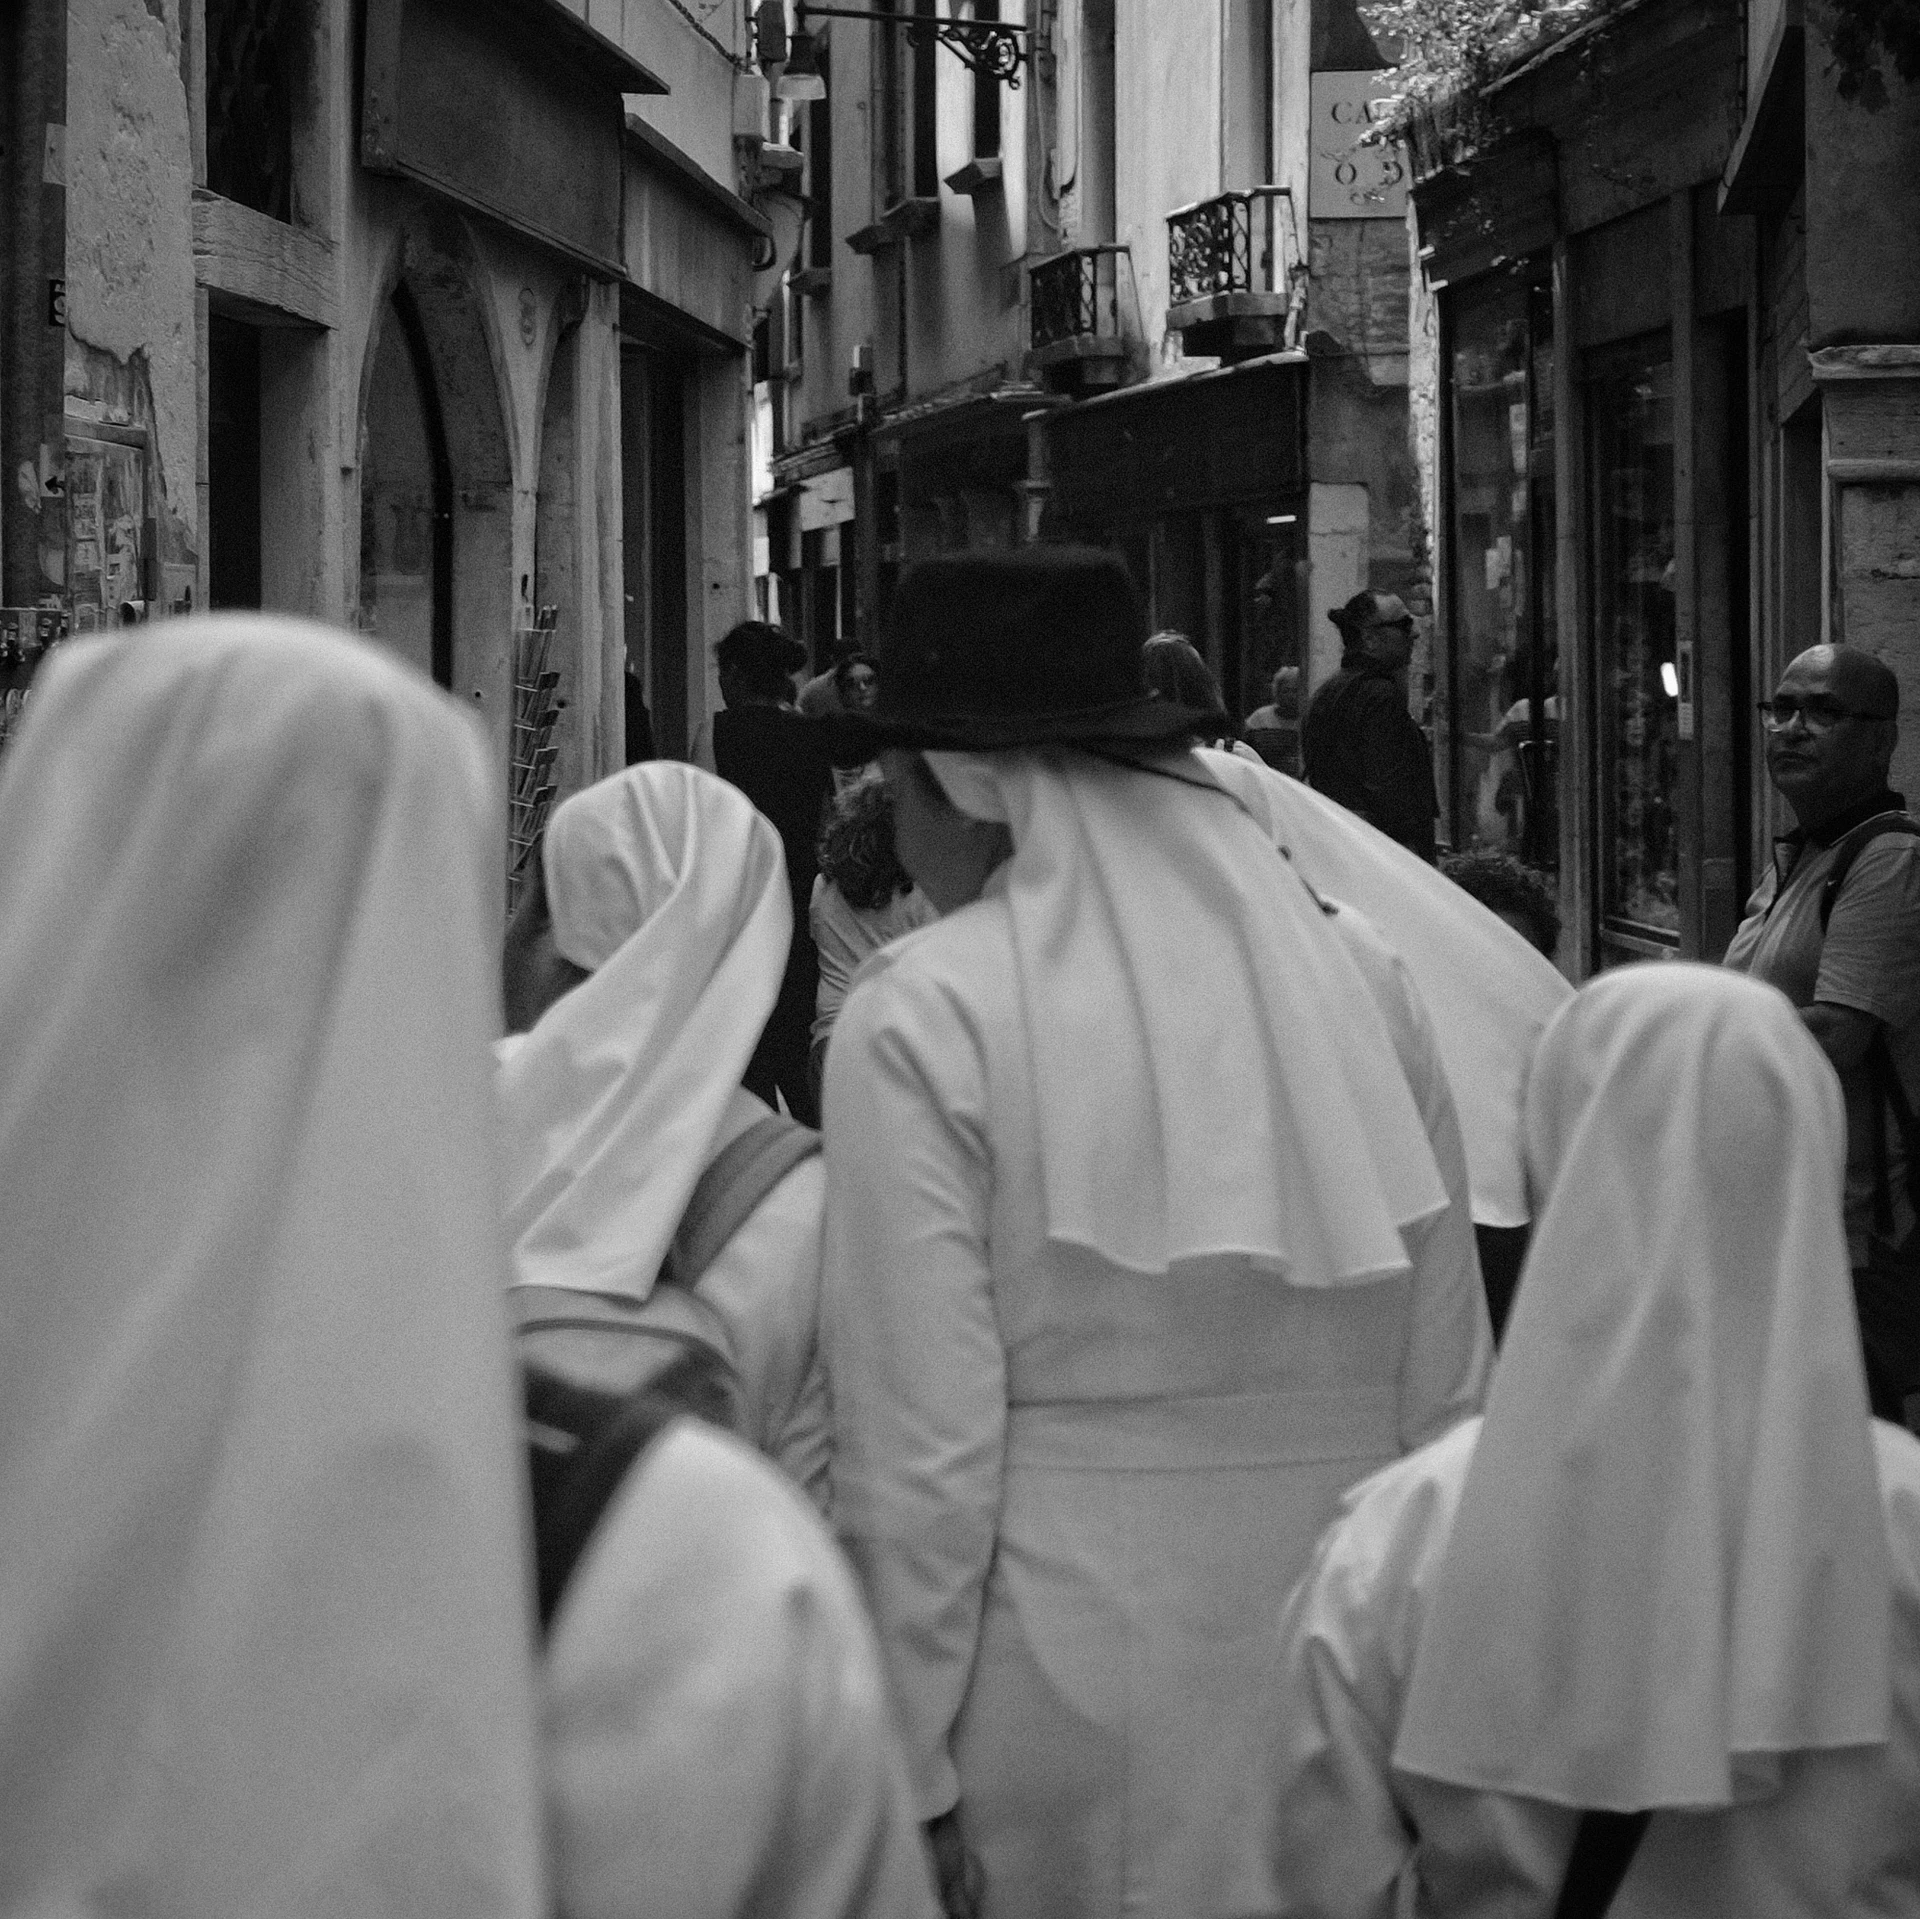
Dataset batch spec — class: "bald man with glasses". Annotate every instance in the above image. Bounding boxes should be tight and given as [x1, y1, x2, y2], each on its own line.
[1724, 643, 1920, 1424]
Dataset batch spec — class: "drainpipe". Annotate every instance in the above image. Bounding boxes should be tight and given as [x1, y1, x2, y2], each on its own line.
[3, 0, 68, 607]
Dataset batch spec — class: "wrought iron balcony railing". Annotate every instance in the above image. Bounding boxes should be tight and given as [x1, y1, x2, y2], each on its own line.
[1166, 186, 1298, 308]
[1030, 245, 1127, 351]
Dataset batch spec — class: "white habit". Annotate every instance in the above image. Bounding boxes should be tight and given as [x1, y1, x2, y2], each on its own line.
[546, 1420, 941, 1919]
[0, 618, 546, 1918]
[1228, 965, 1913, 1916]
[823, 749, 1489, 1919]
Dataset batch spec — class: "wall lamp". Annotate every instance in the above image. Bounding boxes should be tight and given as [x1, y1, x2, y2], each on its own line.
[754, 1, 1030, 89]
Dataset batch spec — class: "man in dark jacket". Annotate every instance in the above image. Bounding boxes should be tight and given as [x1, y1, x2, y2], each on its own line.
[1302, 590, 1439, 860]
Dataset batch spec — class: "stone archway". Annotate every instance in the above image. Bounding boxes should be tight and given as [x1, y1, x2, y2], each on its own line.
[357, 212, 515, 750]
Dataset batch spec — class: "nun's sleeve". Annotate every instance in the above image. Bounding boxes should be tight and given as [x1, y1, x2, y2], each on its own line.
[820, 953, 1004, 1822]
[1226, 1429, 1492, 1919]
[1223, 1502, 1416, 1919]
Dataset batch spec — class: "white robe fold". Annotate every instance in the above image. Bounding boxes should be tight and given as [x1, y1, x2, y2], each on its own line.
[546, 1421, 941, 1919]
[1223, 1419, 1920, 1918]
[823, 870, 1489, 1919]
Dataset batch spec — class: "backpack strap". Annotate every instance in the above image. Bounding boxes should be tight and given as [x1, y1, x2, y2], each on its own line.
[1817, 813, 1920, 933]
[1814, 814, 1920, 1239]
[1552, 1808, 1652, 1919]
[517, 1116, 819, 1637]
[667, 1112, 822, 1289]
[524, 1350, 731, 1633]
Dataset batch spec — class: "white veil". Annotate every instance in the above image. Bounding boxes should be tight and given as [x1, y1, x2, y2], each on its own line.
[0, 617, 545, 1915]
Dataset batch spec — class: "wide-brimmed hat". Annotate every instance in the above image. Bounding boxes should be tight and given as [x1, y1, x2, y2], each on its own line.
[825, 547, 1226, 759]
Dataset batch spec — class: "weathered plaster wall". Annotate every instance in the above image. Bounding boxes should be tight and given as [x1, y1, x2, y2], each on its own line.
[1115, 0, 1220, 369]
[599, 0, 744, 187]
[1804, 0, 1920, 347]
[66, 0, 198, 574]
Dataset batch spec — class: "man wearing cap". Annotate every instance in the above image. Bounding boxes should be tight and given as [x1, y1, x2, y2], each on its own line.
[1302, 590, 1440, 860]
[1724, 642, 1920, 1423]
[819, 548, 1489, 1919]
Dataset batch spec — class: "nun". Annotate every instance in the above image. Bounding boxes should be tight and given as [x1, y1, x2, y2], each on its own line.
[495, 760, 941, 1919]
[0, 617, 546, 1917]
[820, 549, 1491, 1919]
[499, 761, 830, 1498]
[1226, 965, 1920, 1917]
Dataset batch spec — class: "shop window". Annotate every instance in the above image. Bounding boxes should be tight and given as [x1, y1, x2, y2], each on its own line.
[1444, 266, 1558, 871]
[1589, 337, 1679, 948]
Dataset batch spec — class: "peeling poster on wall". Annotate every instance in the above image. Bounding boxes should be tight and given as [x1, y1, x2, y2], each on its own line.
[65, 425, 151, 634]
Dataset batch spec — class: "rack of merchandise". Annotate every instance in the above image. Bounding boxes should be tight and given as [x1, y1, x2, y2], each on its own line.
[0, 609, 70, 754]
[508, 605, 565, 904]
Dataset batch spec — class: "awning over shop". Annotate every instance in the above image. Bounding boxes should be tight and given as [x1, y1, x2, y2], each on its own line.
[362, 0, 665, 278]
[1044, 354, 1307, 532]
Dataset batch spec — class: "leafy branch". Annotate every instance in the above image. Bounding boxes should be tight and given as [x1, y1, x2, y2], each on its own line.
[1356, 0, 1603, 146]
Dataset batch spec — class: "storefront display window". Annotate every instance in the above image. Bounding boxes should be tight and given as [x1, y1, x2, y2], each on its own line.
[1590, 339, 1679, 946]
[1444, 267, 1557, 870]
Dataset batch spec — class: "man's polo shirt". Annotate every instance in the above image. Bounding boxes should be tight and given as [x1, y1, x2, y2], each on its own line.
[1723, 789, 1920, 1262]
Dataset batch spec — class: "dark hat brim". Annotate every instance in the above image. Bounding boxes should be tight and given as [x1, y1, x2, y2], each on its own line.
[821, 694, 1228, 766]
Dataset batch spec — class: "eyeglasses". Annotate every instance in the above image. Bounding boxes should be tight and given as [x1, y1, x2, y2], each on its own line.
[1757, 697, 1893, 733]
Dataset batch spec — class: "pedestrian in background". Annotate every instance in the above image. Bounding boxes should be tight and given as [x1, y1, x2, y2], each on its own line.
[696, 619, 836, 1124]
[1141, 630, 1237, 749]
[799, 633, 860, 717]
[1303, 590, 1440, 860]
[1227, 965, 1920, 1918]
[0, 617, 545, 1919]
[821, 549, 1488, 1919]
[809, 770, 937, 1104]
[1724, 643, 1920, 1425]
[1243, 664, 1303, 777]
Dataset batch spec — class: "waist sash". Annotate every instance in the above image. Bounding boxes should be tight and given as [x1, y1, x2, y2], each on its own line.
[1004, 1386, 1398, 1472]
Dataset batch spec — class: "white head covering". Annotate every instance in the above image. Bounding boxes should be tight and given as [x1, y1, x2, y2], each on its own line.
[1393, 964, 1891, 1810]
[0, 617, 544, 1916]
[498, 762, 791, 1301]
[923, 748, 1448, 1282]
[1200, 749, 1570, 1227]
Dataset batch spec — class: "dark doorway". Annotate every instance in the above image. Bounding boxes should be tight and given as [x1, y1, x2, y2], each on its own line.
[207, 314, 262, 609]
[359, 284, 453, 687]
[622, 348, 690, 757]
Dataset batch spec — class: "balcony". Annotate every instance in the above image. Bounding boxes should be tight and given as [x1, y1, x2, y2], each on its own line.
[1165, 186, 1303, 363]
[1028, 245, 1131, 395]
[846, 196, 940, 255]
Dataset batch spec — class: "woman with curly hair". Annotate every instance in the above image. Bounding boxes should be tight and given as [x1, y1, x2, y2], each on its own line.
[808, 772, 937, 1102]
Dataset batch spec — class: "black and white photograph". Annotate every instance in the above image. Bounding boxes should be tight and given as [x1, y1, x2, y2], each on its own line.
[1, 0, 1918, 1912]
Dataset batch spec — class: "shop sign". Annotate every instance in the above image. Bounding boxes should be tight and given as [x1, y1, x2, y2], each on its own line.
[1309, 72, 1409, 221]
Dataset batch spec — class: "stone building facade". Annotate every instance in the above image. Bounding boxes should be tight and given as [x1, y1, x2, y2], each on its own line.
[1405, 0, 1920, 973]
[754, 0, 1427, 731]
[3, 0, 769, 839]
